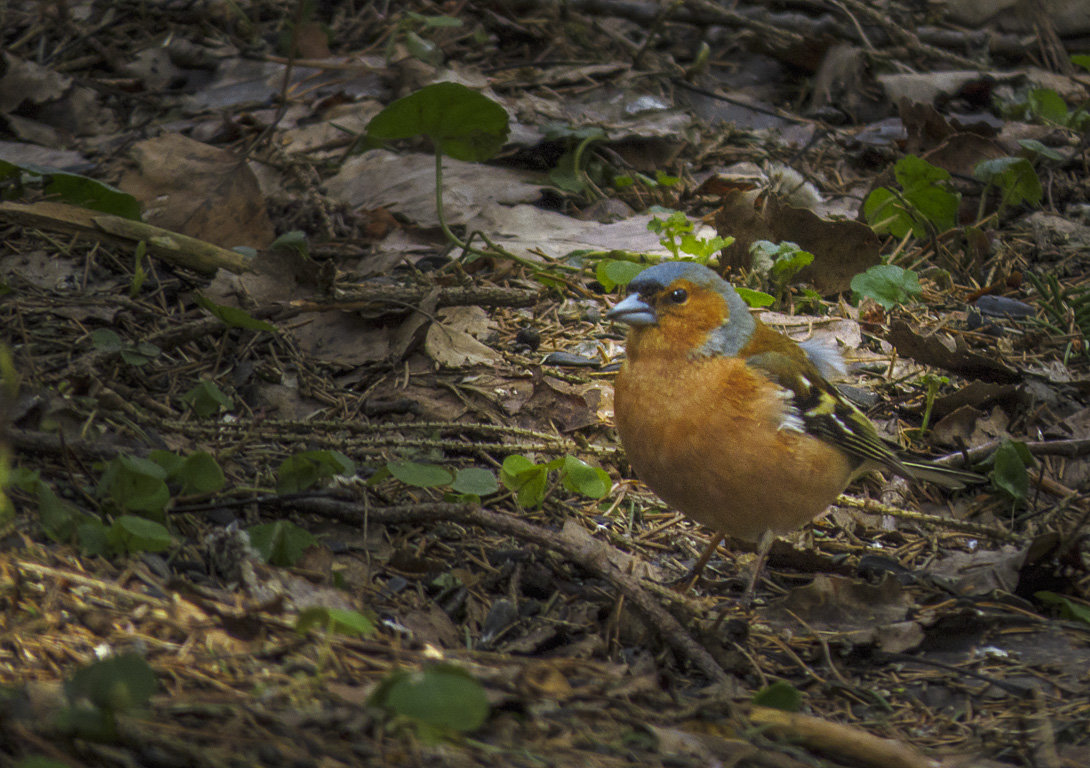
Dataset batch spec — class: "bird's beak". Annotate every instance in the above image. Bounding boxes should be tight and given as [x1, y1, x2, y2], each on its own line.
[606, 293, 656, 326]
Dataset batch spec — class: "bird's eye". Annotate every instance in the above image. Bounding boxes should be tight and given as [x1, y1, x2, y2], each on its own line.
[668, 288, 688, 304]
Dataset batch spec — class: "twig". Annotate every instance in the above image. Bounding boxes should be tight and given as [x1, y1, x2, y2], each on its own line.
[836, 493, 1024, 543]
[283, 498, 735, 684]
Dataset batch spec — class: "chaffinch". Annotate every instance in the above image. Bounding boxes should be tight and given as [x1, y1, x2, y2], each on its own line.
[607, 261, 976, 592]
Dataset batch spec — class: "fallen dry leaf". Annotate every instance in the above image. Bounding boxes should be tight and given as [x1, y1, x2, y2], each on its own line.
[121, 133, 275, 249]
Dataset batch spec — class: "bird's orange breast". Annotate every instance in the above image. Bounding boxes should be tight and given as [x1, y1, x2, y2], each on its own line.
[613, 349, 854, 541]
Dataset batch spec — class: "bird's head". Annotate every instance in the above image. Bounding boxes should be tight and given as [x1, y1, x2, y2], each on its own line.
[606, 262, 755, 359]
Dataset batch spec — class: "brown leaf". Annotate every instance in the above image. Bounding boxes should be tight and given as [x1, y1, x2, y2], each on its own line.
[121, 133, 275, 249]
[760, 574, 921, 651]
[886, 319, 1019, 382]
[715, 194, 880, 292]
[520, 375, 603, 433]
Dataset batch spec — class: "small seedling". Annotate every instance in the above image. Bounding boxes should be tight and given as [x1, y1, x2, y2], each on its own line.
[850, 264, 921, 310]
[500, 454, 610, 507]
[276, 450, 355, 493]
[973, 156, 1042, 218]
[749, 240, 814, 306]
[249, 520, 318, 566]
[364, 82, 509, 251]
[864, 155, 960, 238]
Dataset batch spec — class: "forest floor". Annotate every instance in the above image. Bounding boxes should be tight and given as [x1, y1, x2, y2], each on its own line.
[2, 1, 1090, 766]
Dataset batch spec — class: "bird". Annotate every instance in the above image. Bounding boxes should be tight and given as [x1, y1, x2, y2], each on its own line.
[606, 261, 978, 598]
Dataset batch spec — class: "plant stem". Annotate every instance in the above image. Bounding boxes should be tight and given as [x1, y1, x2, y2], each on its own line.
[435, 150, 467, 250]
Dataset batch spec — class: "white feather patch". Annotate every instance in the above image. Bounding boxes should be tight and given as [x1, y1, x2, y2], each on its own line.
[774, 387, 805, 432]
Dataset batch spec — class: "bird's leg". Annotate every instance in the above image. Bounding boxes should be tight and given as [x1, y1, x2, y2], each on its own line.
[677, 531, 726, 592]
[741, 529, 777, 606]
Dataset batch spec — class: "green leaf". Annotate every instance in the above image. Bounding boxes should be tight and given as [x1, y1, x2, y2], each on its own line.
[850, 264, 921, 310]
[1035, 591, 1090, 624]
[451, 467, 498, 496]
[37, 482, 79, 543]
[194, 293, 277, 332]
[119, 341, 160, 367]
[65, 653, 156, 712]
[548, 150, 586, 193]
[45, 173, 142, 220]
[404, 31, 443, 66]
[10, 466, 41, 493]
[149, 450, 185, 477]
[373, 664, 489, 733]
[1028, 88, 1069, 124]
[990, 440, 1030, 503]
[752, 680, 802, 711]
[895, 155, 960, 233]
[181, 380, 233, 417]
[271, 229, 309, 258]
[974, 156, 1042, 208]
[247, 520, 318, 566]
[735, 286, 774, 308]
[90, 329, 123, 353]
[0, 159, 141, 219]
[77, 519, 110, 557]
[679, 232, 731, 262]
[864, 187, 920, 239]
[596, 259, 646, 292]
[277, 450, 355, 493]
[1072, 54, 1090, 73]
[175, 451, 226, 495]
[296, 606, 376, 636]
[387, 459, 454, 488]
[1017, 139, 1064, 162]
[107, 515, 172, 554]
[646, 211, 692, 237]
[560, 456, 610, 499]
[99, 455, 170, 517]
[365, 82, 510, 162]
[500, 454, 548, 507]
[752, 240, 815, 283]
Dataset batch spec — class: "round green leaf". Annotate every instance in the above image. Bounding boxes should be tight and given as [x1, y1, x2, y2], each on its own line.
[596, 259, 646, 292]
[90, 328, 123, 352]
[366, 82, 510, 162]
[103, 455, 170, 516]
[177, 451, 225, 495]
[65, 653, 157, 711]
[247, 520, 317, 566]
[451, 467, 498, 495]
[379, 664, 489, 732]
[560, 456, 610, 499]
[850, 264, 921, 310]
[182, 380, 234, 417]
[752, 680, 802, 712]
[108, 515, 172, 553]
[387, 459, 453, 488]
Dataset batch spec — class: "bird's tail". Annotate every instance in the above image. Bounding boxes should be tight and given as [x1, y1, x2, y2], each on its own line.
[902, 459, 984, 489]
